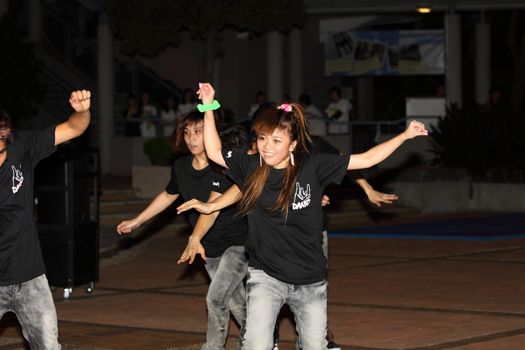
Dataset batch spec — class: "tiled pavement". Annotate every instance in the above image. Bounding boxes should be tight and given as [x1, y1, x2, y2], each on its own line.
[2, 225, 525, 349]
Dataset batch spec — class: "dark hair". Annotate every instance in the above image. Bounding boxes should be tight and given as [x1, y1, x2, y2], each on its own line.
[299, 93, 311, 106]
[170, 111, 204, 155]
[240, 103, 311, 217]
[255, 91, 266, 99]
[220, 124, 251, 154]
[329, 86, 341, 97]
[182, 88, 194, 104]
[163, 96, 178, 113]
[213, 124, 252, 174]
[0, 108, 12, 141]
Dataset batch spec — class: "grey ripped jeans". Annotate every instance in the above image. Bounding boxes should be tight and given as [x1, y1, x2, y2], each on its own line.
[241, 267, 328, 350]
[202, 245, 248, 350]
[0, 274, 61, 349]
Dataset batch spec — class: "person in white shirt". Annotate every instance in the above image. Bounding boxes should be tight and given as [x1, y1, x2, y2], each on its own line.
[177, 88, 198, 117]
[248, 91, 268, 117]
[161, 96, 178, 136]
[299, 94, 326, 136]
[140, 92, 158, 137]
[325, 86, 354, 134]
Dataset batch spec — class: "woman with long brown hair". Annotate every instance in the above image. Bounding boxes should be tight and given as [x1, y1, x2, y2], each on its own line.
[196, 83, 427, 349]
[117, 111, 249, 350]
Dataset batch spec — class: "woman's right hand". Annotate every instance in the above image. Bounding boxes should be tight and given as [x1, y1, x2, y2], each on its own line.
[197, 83, 215, 105]
[177, 198, 214, 215]
[116, 218, 141, 235]
[177, 236, 207, 264]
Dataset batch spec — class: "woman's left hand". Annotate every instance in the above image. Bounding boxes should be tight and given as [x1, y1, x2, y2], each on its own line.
[197, 83, 215, 105]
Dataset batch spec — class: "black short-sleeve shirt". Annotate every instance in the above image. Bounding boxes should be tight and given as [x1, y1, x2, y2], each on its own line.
[223, 150, 350, 284]
[200, 172, 247, 258]
[0, 126, 57, 285]
[165, 155, 247, 257]
[165, 155, 214, 227]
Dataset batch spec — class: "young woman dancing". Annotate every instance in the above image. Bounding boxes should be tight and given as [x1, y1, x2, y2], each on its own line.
[117, 112, 247, 349]
[191, 83, 427, 349]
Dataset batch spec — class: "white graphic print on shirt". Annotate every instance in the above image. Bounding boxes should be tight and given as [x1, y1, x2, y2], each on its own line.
[11, 165, 24, 194]
[292, 182, 311, 210]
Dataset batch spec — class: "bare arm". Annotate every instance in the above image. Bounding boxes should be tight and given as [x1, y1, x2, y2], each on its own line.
[348, 120, 427, 170]
[352, 175, 398, 207]
[55, 90, 92, 145]
[177, 184, 242, 215]
[177, 191, 222, 264]
[117, 191, 179, 234]
[198, 83, 226, 167]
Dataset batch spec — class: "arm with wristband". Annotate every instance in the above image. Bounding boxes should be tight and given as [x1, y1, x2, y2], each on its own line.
[197, 83, 226, 168]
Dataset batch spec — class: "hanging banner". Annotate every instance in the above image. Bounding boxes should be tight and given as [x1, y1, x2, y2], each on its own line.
[324, 30, 444, 76]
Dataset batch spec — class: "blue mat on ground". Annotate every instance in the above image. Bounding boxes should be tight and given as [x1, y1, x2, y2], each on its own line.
[329, 213, 525, 241]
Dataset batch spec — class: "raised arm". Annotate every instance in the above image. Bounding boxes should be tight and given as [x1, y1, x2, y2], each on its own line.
[177, 184, 242, 215]
[117, 191, 179, 234]
[197, 83, 226, 167]
[177, 191, 222, 264]
[55, 90, 92, 145]
[348, 120, 427, 170]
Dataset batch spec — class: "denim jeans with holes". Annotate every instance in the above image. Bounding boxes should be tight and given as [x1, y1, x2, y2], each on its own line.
[241, 267, 327, 350]
[202, 245, 248, 350]
[0, 274, 61, 350]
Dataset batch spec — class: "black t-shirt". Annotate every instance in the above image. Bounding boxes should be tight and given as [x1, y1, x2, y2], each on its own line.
[201, 172, 247, 258]
[165, 155, 214, 227]
[0, 126, 56, 285]
[223, 150, 350, 284]
[165, 155, 248, 257]
[309, 136, 341, 231]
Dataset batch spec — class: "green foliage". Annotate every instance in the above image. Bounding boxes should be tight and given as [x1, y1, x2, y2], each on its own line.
[106, 0, 305, 56]
[430, 102, 525, 182]
[143, 137, 174, 166]
[0, 16, 45, 122]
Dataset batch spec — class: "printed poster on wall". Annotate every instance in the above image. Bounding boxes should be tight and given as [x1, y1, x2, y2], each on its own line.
[324, 30, 444, 76]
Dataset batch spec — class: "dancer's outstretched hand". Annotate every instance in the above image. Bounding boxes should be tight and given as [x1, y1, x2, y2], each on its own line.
[177, 198, 215, 215]
[69, 90, 91, 112]
[366, 189, 399, 207]
[197, 82, 215, 105]
[178, 237, 206, 264]
[116, 218, 140, 235]
[321, 195, 330, 207]
[403, 120, 428, 139]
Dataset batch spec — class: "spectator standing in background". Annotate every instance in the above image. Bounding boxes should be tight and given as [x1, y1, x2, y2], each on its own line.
[325, 86, 353, 134]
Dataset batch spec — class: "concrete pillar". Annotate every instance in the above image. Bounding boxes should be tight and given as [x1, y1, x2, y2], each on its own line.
[97, 13, 114, 174]
[267, 31, 283, 103]
[357, 77, 374, 120]
[445, 13, 463, 107]
[289, 29, 303, 101]
[475, 15, 491, 105]
[0, 0, 9, 17]
[28, 0, 42, 42]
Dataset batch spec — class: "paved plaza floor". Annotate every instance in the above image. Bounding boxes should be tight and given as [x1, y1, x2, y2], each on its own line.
[2, 220, 525, 349]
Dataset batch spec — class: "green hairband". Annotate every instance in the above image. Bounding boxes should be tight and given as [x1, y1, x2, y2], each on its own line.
[197, 100, 221, 112]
